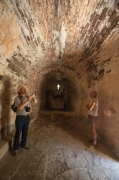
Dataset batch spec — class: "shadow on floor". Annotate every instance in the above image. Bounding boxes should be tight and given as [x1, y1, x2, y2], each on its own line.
[38, 114, 119, 162]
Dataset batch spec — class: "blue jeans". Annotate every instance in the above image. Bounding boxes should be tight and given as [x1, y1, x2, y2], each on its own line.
[13, 114, 30, 150]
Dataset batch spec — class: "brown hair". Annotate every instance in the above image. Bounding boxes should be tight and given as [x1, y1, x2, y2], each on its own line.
[91, 91, 97, 98]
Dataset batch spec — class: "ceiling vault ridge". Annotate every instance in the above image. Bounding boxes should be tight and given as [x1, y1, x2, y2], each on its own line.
[34, 65, 81, 81]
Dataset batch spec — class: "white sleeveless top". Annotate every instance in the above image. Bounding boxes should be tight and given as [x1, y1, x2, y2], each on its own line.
[88, 98, 98, 117]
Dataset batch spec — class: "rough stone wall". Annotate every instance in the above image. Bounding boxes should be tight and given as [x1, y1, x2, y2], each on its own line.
[80, 70, 119, 157]
[1, 0, 119, 81]
[0, 0, 119, 156]
[97, 73, 119, 157]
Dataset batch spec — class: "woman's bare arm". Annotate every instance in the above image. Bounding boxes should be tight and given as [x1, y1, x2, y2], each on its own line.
[87, 100, 97, 111]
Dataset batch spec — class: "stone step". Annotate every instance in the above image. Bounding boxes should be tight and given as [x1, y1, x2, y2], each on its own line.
[39, 110, 75, 116]
[0, 118, 36, 160]
[0, 133, 14, 160]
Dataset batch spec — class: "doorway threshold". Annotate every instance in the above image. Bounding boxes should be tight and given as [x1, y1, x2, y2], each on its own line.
[39, 110, 75, 116]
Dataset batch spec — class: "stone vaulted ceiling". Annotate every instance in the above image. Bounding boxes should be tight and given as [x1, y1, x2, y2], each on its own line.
[0, 0, 119, 87]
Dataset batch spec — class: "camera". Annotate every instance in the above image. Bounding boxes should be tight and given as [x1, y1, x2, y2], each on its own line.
[25, 106, 31, 112]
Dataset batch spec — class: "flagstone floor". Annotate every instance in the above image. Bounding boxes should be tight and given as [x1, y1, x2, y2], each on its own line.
[0, 114, 119, 180]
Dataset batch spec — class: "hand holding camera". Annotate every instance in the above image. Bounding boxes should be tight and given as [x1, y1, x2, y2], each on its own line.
[28, 93, 35, 101]
[28, 93, 37, 105]
[25, 94, 34, 112]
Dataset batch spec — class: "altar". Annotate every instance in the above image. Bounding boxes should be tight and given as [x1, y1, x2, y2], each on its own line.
[51, 98, 64, 109]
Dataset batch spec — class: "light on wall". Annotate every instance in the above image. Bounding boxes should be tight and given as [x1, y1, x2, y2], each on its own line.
[57, 84, 60, 89]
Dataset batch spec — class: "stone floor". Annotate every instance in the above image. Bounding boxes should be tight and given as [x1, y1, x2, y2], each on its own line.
[0, 114, 119, 180]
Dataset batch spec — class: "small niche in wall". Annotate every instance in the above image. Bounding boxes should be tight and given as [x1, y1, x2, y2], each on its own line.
[104, 108, 116, 117]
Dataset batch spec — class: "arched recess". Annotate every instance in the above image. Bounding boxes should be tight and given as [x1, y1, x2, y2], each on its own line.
[28, 65, 82, 91]
[30, 65, 88, 117]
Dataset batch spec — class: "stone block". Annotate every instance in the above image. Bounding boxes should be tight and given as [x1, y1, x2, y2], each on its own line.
[0, 135, 14, 160]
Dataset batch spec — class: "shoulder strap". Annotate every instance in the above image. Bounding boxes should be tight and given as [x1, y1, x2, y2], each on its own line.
[18, 96, 29, 104]
[18, 96, 23, 104]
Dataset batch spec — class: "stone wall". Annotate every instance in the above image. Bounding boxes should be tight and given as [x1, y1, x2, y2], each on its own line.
[1, 0, 119, 81]
[80, 70, 119, 157]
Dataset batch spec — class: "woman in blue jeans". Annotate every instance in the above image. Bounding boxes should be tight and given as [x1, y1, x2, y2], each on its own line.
[13, 85, 37, 156]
